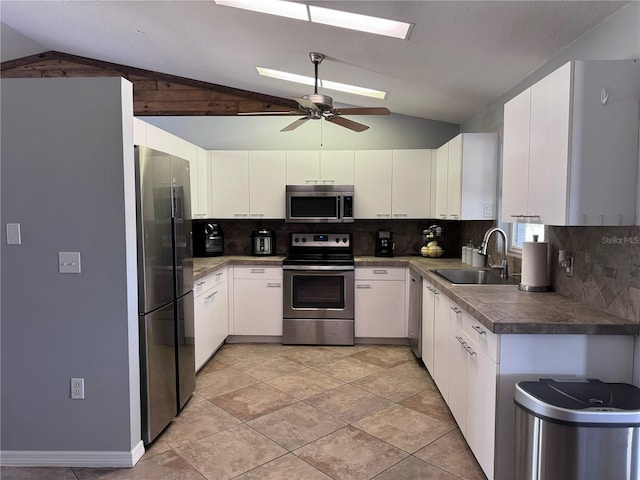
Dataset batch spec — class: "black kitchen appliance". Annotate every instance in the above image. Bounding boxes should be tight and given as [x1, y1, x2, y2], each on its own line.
[192, 221, 224, 257]
[375, 230, 394, 257]
[251, 229, 276, 256]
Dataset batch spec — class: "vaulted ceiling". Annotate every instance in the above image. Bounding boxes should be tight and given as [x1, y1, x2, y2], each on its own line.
[0, 1, 630, 124]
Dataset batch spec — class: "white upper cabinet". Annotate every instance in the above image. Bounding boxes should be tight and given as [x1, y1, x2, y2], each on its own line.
[286, 151, 320, 184]
[502, 60, 639, 226]
[354, 150, 393, 219]
[210, 150, 285, 219]
[286, 150, 354, 185]
[248, 151, 286, 219]
[435, 133, 498, 220]
[210, 151, 250, 218]
[320, 150, 355, 185]
[191, 147, 210, 218]
[392, 149, 433, 219]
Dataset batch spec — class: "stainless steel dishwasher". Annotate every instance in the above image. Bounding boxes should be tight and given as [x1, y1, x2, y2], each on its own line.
[408, 270, 422, 358]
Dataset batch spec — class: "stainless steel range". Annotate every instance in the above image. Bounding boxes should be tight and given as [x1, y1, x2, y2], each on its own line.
[282, 233, 355, 345]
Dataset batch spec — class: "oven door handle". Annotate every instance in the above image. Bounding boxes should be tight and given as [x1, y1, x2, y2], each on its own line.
[283, 265, 354, 271]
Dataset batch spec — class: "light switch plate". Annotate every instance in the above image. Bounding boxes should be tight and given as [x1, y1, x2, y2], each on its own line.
[483, 203, 494, 218]
[59, 252, 81, 274]
[6, 223, 21, 245]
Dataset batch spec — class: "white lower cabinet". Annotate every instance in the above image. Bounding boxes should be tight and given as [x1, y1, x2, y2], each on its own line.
[421, 273, 633, 480]
[194, 268, 228, 371]
[231, 266, 283, 336]
[354, 267, 407, 338]
[421, 278, 440, 373]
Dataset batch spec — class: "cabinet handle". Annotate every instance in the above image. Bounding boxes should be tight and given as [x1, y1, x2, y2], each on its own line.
[205, 292, 218, 300]
[322, 179, 335, 184]
[449, 214, 459, 219]
[376, 213, 391, 218]
[305, 179, 319, 184]
[455, 335, 466, 346]
[250, 268, 266, 274]
[233, 213, 249, 217]
[215, 272, 223, 277]
[471, 324, 486, 335]
[373, 269, 388, 274]
[251, 213, 265, 217]
[266, 282, 281, 288]
[439, 214, 447, 218]
[450, 306, 462, 314]
[356, 284, 372, 289]
[196, 281, 206, 287]
[464, 343, 477, 356]
[393, 213, 408, 217]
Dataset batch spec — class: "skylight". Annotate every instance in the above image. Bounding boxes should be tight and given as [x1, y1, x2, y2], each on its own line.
[256, 67, 387, 100]
[212, 0, 412, 40]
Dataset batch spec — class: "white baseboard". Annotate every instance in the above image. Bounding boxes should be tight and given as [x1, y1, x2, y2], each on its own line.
[0, 441, 145, 468]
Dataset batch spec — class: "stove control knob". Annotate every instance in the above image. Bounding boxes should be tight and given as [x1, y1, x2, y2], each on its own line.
[294, 237, 299, 243]
[335, 238, 340, 243]
[302, 238, 307, 243]
[343, 237, 348, 243]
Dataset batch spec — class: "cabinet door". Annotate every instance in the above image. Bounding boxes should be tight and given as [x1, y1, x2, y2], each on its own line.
[435, 143, 449, 220]
[529, 62, 572, 225]
[354, 280, 406, 338]
[446, 135, 462, 219]
[467, 341, 497, 478]
[233, 279, 283, 336]
[249, 151, 286, 219]
[433, 292, 452, 400]
[210, 151, 250, 218]
[192, 147, 210, 218]
[320, 150, 354, 184]
[447, 305, 467, 433]
[210, 281, 228, 354]
[459, 133, 498, 220]
[421, 279, 438, 374]
[392, 150, 432, 219]
[194, 285, 224, 371]
[286, 151, 320, 184]
[354, 150, 393, 219]
[501, 89, 531, 222]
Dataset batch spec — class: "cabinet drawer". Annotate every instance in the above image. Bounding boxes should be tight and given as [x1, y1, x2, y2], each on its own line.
[234, 265, 282, 280]
[194, 268, 226, 297]
[355, 267, 405, 281]
[463, 314, 499, 363]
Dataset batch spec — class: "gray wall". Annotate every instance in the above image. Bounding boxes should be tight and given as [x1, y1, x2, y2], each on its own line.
[1, 77, 140, 453]
[142, 113, 460, 150]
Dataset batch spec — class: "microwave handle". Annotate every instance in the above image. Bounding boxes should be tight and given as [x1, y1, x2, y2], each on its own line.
[337, 196, 341, 219]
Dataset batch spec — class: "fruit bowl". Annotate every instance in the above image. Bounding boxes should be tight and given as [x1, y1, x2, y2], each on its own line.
[420, 242, 444, 258]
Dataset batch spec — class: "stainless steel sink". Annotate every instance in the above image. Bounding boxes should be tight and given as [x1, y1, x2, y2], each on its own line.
[432, 269, 519, 285]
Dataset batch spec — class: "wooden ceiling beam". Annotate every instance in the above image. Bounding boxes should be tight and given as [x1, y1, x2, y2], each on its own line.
[1, 51, 299, 116]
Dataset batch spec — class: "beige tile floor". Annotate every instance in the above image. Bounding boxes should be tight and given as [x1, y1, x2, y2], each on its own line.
[1, 344, 487, 480]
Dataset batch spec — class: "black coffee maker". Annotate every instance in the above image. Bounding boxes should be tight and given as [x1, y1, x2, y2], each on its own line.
[375, 230, 394, 257]
[192, 221, 224, 257]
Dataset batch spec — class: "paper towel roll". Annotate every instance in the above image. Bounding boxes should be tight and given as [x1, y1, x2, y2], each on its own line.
[521, 241, 548, 289]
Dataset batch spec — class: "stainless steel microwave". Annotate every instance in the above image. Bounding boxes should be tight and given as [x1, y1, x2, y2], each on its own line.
[286, 184, 354, 223]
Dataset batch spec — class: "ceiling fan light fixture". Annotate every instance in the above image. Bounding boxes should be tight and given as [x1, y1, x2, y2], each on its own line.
[308, 5, 412, 40]
[213, 0, 308, 21]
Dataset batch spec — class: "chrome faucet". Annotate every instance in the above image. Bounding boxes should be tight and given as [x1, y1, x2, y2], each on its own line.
[480, 227, 509, 278]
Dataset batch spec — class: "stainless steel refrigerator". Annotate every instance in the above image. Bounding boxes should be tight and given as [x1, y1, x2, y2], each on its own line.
[135, 145, 195, 444]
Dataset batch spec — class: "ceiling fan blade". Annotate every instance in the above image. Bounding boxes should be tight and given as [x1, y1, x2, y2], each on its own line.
[325, 115, 369, 132]
[331, 107, 390, 116]
[281, 117, 310, 132]
[293, 96, 319, 111]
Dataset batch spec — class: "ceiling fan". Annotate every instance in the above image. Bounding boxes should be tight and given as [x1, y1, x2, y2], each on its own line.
[254, 52, 390, 132]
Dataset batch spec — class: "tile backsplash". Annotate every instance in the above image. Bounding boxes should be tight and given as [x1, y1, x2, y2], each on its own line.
[202, 219, 493, 258]
[547, 225, 640, 322]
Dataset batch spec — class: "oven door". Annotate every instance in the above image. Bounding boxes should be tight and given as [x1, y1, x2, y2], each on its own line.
[283, 267, 354, 320]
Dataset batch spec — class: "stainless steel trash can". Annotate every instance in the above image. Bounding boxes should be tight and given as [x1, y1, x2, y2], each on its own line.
[514, 378, 640, 480]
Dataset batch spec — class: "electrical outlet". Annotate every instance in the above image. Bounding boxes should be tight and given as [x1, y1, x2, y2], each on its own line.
[483, 203, 494, 218]
[71, 378, 85, 399]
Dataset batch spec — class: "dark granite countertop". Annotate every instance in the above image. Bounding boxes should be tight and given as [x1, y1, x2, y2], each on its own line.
[193, 255, 639, 336]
